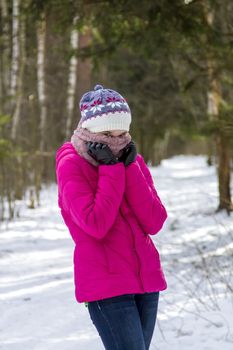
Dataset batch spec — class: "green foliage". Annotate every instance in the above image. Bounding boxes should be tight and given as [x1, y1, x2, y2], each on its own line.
[86, 0, 233, 155]
[218, 102, 233, 136]
[0, 115, 27, 161]
[24, 0, 80, 32]
[0, 139, 11, 160]
[0, 114, 11, 128]
[1, 0, 233, 174]
[199, 104, 233, 138]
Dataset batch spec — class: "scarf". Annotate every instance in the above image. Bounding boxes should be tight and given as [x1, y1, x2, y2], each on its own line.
[71, 127, 132, 167]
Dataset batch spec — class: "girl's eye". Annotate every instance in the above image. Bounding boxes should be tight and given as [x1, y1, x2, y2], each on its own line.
[102, 132, 126, 137]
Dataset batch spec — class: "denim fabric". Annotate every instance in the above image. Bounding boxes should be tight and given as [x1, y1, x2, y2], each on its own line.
[87, 292, 160, 350]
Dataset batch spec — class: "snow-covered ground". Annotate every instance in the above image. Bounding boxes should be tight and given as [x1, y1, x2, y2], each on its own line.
[0, 154, 232, 350]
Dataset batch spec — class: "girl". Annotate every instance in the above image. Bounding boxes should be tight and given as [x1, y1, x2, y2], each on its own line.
[55, 84, 168, 350]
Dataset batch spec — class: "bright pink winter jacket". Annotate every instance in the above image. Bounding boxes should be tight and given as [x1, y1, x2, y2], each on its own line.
[55, 141, 168, 303]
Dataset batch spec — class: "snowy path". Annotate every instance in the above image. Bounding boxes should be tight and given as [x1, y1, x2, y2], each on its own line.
[0, 155, 232, 349]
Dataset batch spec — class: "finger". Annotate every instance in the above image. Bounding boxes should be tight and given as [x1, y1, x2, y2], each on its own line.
[96, 143, 102, 149]
[130, 142, 136, 150]
[87, 143, 95, 151]
[87, 146, 94, 153]
[87, 151, 93, 157]
[88, 142, 95, 149]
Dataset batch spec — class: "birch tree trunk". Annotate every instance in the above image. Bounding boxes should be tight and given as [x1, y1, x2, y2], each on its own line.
[11, 7, 26, 140]
[0, 0, 11, 113]
[65, 16, 79, 139]
[37, 14, 47, 153]
[30, 13, 48, 208]
[10, 0, 20, 107]
[76, 26, 92, 121]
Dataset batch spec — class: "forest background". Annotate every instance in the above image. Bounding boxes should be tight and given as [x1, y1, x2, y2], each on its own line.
[0, 0, 233, 220]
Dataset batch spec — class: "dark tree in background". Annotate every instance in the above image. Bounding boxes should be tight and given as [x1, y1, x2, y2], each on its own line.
[78, 0, 233, 212]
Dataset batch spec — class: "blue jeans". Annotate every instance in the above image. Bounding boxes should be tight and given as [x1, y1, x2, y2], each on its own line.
[87, 292, 160, 350]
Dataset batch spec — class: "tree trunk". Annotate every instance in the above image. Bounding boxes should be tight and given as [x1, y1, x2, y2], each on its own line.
[204, 2, 233, 213]
[65, 16, 79, 139]
[35, 13, 47, 204]
[206, 138, 214, 166]
[11, 7, 26, 140]
[151, 130, 170, 166]
[37, 14, 47, 153]
[216, 131, 232, 212]
[0, 0, 11, 113]
[10, 0, 20, 104]
[74, 26, 92, 132]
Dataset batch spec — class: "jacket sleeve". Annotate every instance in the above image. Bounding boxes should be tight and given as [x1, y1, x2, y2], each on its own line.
[124, 154, 168, 235]
[57, 158, 125, 240]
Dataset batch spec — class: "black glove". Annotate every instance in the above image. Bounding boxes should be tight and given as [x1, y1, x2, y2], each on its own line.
[86, 142, 120, 165]
[118, 141, 137, 166]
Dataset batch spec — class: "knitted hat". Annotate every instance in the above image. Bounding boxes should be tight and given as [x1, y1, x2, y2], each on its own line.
[78, 84, 132, 132]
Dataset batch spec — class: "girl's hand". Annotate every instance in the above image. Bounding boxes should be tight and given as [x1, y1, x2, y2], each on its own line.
[118, 141, 137, 166]
[86, 142, 119, 165]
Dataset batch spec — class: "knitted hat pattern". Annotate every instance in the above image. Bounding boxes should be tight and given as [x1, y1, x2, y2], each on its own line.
[78, 84, 132, 133]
